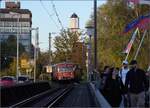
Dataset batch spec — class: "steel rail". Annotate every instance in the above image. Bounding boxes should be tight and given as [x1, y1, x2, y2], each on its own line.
[10, 87, 61, 107]
[47, 85, 73, 107]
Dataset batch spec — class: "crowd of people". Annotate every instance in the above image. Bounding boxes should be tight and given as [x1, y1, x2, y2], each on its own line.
[100, 60, 149, 107]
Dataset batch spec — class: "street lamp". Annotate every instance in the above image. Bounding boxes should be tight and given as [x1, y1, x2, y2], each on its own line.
[9, 12, 21, 82]
[31, 27, 39, 82]
[49, 32, 56, 65]
[85, 25, 94, 81]
[94, 0, 97, 70]
[85, 25, 94, 37]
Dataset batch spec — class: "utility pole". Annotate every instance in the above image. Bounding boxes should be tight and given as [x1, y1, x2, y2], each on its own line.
[34, 27, 39, 82]
[88, 35, 92, 81]
[16, 15, 20, 81]
[9, 12, 21, 82]
[36, 28, 39, 59]
[49, 33, 52, 65]
[85, 24, 94, 81]
[94, 0, 97, 70]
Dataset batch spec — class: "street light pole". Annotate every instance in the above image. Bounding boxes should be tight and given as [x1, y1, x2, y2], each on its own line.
[86, 35, 92, 81]
[85, 25, 94, 81]
[16, 16, 20, 82]
[34, 27, 39, 82]
[89, 35, 92, 81]
[10, 12, 21, 82]
[49, 33, 51, 65]
[94, 0, 97, 70]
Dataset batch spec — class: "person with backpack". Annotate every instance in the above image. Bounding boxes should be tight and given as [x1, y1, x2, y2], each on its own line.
[125, 60, 149, 107]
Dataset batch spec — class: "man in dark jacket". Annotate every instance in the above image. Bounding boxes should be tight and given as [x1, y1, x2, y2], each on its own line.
[125, 60, 149, 107]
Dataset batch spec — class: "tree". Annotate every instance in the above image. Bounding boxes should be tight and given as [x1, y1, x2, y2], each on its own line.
[88, 0, 149, 70]
[34, 52, 51, 79]
[1, 35, 26, 71]
[1, 35, 25, 57]
[19, 52, 32, 75]
[53, 29, 81, 63]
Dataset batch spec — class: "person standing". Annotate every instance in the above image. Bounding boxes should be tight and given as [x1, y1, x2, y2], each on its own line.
[125, 60, 149, 107]
[119, 61, 129, 107]
[100, 66, 110, 92]
[103, 67, 124, 107]
[145, 65, 150, 107]
[119, 61, 129, 85]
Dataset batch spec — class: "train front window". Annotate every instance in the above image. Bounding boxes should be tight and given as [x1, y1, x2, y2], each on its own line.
[58, 67, 73, 72]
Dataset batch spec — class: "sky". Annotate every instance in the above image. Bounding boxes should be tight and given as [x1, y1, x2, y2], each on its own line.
[0, 0, 106, 52]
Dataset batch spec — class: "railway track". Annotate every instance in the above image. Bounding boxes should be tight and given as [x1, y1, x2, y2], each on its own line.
[9, 85, 73, 107]
[46, 85, 73, 107]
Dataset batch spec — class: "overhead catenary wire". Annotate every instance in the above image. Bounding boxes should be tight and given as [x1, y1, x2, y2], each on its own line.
[50, 0, 70, 62]
[40, 0, 60, 29]
[50, 0, 65, 31]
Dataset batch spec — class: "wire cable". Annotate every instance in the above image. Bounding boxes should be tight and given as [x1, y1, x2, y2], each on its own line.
[40, 0, 60, 29]
[50, 0, 65, 31]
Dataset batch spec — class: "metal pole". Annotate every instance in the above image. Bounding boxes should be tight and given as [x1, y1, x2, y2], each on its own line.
[0, 27, 2, 70]
[124, 28, 139, 61]
[125, 52, 130, 61]
[9, 13, 21, 82]
[0, 0, 1, 8]
[36, 28, 39, 59]
[34, 28, 38, 82]
[16, 16, 19, 82]
[89, 35, 92, 81]
[83, 41, 88, 81]
[34, 36, 36, 82]
[134, 30, 147, 60]
[49, 33, 51, 65]
[94, 0, 97, 70]
[148, 7, 150, 70]
[34, 40, 36, 82]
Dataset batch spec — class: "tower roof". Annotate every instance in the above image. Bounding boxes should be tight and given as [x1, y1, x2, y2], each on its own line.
[70, 13, 78, 18]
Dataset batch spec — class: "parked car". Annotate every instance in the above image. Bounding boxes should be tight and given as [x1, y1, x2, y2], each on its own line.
[18, 76, 30, 83]
[0, 76, 16, 87]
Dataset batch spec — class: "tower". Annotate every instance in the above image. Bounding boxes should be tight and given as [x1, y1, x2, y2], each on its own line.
[69, 13, 79, 32]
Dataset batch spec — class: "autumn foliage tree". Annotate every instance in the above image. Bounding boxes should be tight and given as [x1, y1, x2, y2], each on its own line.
[0, 35, 26, 76]
[89, 0, 150, 70]
[53, 29, 81, 63]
